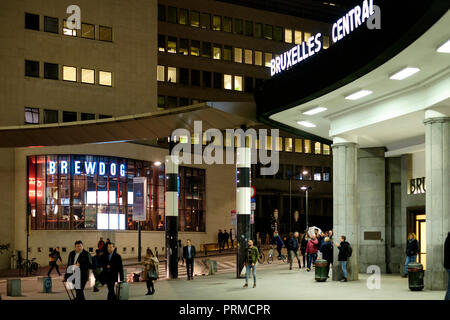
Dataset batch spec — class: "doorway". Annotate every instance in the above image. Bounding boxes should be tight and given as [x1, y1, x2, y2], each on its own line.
[407, 208, 426, 269]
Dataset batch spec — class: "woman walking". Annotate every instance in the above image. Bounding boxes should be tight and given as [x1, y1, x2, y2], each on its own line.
[142, 248, 159, 295]
[402, 233, 419, 278]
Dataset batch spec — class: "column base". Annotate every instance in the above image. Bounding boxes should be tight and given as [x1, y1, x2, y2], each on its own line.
[424, 268, 447, 290]
[332, 260, 359, 281]
[165, 215, 178, 279]
[237, 214, 250, 278]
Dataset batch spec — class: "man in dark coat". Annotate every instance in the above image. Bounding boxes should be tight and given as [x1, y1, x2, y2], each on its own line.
[183, 239, 196, 280]
[223, 230, 230, 249]
[319, 237, 333, 277]
[48, 246, 63, 277]
[336, 236, 350, 282]
[444, 232, 450, 300]
[403, 233, 419, 277]
[218, 230, 223, 253]
[229, 229, 234, 248]
[101, 242, 124, 301]
[65, 240, 92, 301]
[287, 232, 301, 270]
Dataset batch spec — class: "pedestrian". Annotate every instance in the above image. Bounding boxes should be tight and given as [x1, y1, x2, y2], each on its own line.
[272, 231, 284, 259]
[142, 248, 159, 295]
[300, 232, 308, 268]
[336, 235, 351, 282]
[229, 229, 234, 248]
[444, 232, 450, 300]
[243, 239, 259, 288]
[223, 230, 230, 249]
[102, 238, 111, 255]
[288, 232, 301, 270]
[183, 239, 196, 280]
[320, 237, 333, 277]
[92, 249, 103, 292]
[218, 229, 223, 253]
[98, 237, 105, 251]
[101, 242, 124, 301]
[402, 233, 419, 278]
[48, 246, 63, 277]
[306, 234, 319, 271]
[64, 240, 92, 301]
[178, 240, 184, 265]
[328, 230, 333, 241]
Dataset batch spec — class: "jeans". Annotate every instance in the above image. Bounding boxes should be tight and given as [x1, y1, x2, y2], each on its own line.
[301, 249, 306, 267]
[404, 255, 417, 275]
[288, 250, 301, 268]
[276, 245, 282, 257]
[307, 253, 317, 269]
[341, 261, 347, 279]
[245, 264, 256, 283]
[445, 269, 450, 300]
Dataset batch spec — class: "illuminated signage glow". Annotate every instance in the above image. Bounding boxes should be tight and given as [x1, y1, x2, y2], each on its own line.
[332, 0, 374, 43]
[48, 160, 126, 177]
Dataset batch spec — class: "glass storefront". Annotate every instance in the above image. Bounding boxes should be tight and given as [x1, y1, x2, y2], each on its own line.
[27, 155, 205, 232]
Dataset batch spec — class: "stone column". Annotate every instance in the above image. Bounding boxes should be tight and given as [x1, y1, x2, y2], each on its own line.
[358, 147, 386, 273]
[236, 147, 251, 278]
[332, 138, 359, 281]
[424, 110, 450, 290]
[165, 153, 179, 279]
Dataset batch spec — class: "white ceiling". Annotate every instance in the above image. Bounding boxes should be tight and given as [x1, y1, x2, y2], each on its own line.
[270, 10, 450, 151]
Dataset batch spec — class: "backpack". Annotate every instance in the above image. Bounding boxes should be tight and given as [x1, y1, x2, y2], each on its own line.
[347, 244, 352, 257]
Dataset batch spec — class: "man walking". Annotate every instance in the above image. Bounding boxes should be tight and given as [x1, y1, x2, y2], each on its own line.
[48, 246, 63, 277]
[243, 239, 259, 288]
[92, 249, 104, 292]
[229, 229, 234, 248]
[183, 239, 196, 280]
[65, 240, 92, 301]
[444, 232, 450, 300]
[218, 229, 223, 253]
[272, 231, 284, 259]
[223, 230, 230, 249]
[288, 232, 301, 270]
[336, 235, 350, 282]
[101, 242, 124, 301]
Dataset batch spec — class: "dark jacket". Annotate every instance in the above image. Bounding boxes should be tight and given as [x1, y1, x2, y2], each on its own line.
[444, 233, 450, 269]
[49, 249, 62, 263]
[65, 249, 92, 284]
[406, 239, 419, 257]
[218, 232, 223, 243]
[287, 237, 299, 251]
[223, 232, 229, 241]
[273, 234, 284, 247]
[300, 236, 308, 251]
[320, 241, 333, 263]
[229, 230, 233, 240]
[101, 251, 124, 283]
[338, 241, 350, 261]
[183, 245, 196, 260]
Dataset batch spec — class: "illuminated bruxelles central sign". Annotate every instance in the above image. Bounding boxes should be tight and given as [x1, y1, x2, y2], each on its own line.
[48, 159, 126, 177]
[271, 0, 375, 77]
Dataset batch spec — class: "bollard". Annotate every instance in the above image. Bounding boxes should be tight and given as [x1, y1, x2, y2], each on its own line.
[7, 279, 22, 296]
[407, 262, 424, 291]
[37, 277, 52, 293]
[314, 259, 329, 282]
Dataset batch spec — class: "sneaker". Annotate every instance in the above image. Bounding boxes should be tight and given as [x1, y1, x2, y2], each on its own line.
[289, 267, 292, 270]
[340, 278, 347, 282]
[401, 274, 407, 278]
[243, 283, 248, 288]
[253, 283, 256, 288]
[307, 268, 310, 272]
[146, 292, 152, 295]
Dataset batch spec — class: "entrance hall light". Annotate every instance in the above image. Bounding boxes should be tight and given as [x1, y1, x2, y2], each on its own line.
[345, 89, 372, 100]
[436, 39, 450, 53]
[389, 67, 420, 80]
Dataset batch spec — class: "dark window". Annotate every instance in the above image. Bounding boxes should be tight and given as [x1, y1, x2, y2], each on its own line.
[190, 11, 200, 27]
[44, 109, 58, 124]
[255, 23, 262, 38]
[223, 46, 232, 61]
[99, 26, 112, 41]
[158, 4, 165, 21]
[44, 16, 58, 34]
[264, 25, 273, 40]
[275, 164, 284, 179]
[274, 26, 283, 41]
[158, 34, 165, 52]
[167, 36, 177, 53]
[179, 97, 189, 106]
[81, 23, 95, 39]
[202, 71, 211, 88]
[255, 78, 264, 89]
[63, 111, 77, 123]
[213, 72, 222, 89]
[200, 13, 210, 29]
[245, 21, 253, 37]
[25, 13, 39, 30]
[191, 70, 200, 86]
[25, 107, 39, 124]
[167, 96, 177, 108]
[81, 113, 95, 121]
[99, 114, 112, 119]
[244, 77, 254, 93]
[179, 38, 188, 55]
[223, 17, 232, 32]
[25, 60, 39, 77]
[201, 42, 211, 58]
[234, 19, 243, 34]
[158, 96, 165, 108]
[190, 40, 200, 56]
[179, 9, 188, 25]
[44, 62, 58, 80]
[285, 165, 294, 179]
[168, 6, 177, 23]
[323, 167, 331, 181]
[180, 68, 189, 85]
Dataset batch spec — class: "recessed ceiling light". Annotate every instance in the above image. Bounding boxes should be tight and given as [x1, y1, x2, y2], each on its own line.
[154, 161, 161, 166]
[389, 67, 420, 80]
[345, 89, 373, 100]
[437, 39, 450, 53]
[302, 106, 327, 115]
[297, 121, 316, 128]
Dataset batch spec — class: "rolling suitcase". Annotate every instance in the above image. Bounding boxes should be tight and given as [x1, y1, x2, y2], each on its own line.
[62, 280, 76, 301]
[115, 281, 129, 300]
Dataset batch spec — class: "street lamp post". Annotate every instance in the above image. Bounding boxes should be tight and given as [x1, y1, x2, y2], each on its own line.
[301, 185, 312, 231]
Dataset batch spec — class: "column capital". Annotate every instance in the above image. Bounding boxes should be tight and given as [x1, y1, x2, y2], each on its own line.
[331, 142, 359, 149]
[423, 116, 450, 125]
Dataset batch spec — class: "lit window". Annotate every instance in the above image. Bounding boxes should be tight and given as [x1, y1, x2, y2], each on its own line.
[234, 48, 242, 63]
[304, 139, 311, 153]
[190, 11, 200, 27]
[323, 167, 331, 181]
[265, 136, 272, 150]
[158, 35, 165, 52]
[275, 137, 283, 151]
[81, 68, 95, 84]
[99, 26, 112, 42]
[81, 23, 95, 39]
[285, 138, 293, 152]
[212, 16, 221, 31]
[294, 30, 302, 44]
[323, 36, 330, 49]
[167, 37, 177, 53]
[244, 49, 252, 64]
[25, 107, 39, 124]
[224, 74, 232, 90]
[178, 38, 188, 55]
[314, 167, 322, 181]
[304, 32, 312, 44]
[157, 65, 164, 82]
[285, 29, 292, 43]
[179, 9, 188, 25]
[167, 67, 177, 83]
[213, 45, 221, 60]
[99, 71, 112, 86]
[63, 66, 77, 82]
[191, 40, 200, 56]
[314, 142, 322, 154]
[295, 139, 303, 152]
[255, 51, 262, 66]
[63, 19, 76, 36]
[323, 144, 331, 155]
[234, 76, 242, 91]
[264, 53, 272, 67]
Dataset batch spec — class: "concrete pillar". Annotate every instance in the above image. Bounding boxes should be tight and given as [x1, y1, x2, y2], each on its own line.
[332, 138, 358, 281]
[424, 111, 450, 290]
[165, 153, 179, 279]
[236, 147, 251, 278]
[358, 147, 386, 273]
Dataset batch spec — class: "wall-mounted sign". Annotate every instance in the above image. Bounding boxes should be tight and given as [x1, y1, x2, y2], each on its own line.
[48, 160, 126, 177]
[409, 177, 426, 195]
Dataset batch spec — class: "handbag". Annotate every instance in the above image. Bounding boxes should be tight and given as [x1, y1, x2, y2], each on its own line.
[147, 269, 158, 280]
